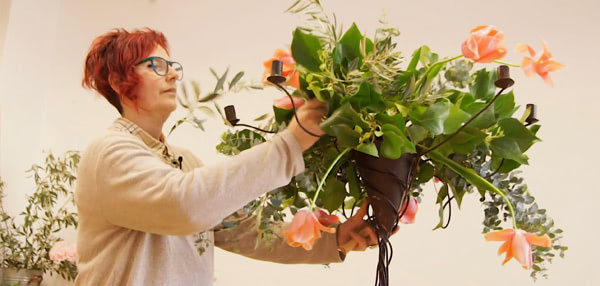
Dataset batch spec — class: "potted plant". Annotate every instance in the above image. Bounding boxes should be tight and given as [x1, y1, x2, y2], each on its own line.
[0, 151, 79, 285]
[173, 0, 567, 284]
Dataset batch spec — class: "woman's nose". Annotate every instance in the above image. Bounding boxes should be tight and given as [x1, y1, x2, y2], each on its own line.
[166, 66, 179, 81]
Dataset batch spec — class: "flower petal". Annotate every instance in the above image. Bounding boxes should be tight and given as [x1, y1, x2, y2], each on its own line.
[516, 43, 536, 57]
[525, 232, 552, 248]
[520, 57, 537, 78]
[511, 230, 533, 269]
[399, 197, 418, 224]
[461, 25, 507, 63]
[484, 229, 515, 241]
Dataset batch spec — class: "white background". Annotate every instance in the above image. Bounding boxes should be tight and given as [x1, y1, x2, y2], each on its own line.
[0, 0, 598, 285]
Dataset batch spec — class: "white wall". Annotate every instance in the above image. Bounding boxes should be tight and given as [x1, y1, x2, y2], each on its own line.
[1, 0, 598, 285]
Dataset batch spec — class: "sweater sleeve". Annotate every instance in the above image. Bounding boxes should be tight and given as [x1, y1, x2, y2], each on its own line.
[84, 130, 304, 236]
[213, 216, 344, 264]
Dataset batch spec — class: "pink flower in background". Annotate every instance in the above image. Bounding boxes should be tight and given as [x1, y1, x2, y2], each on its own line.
[516, 40, 565, 87]
[399, 197, 418, 224]
[281, 208, 336, 250]
[461, 25, 507, 63]
[49, 241, 77, 263]
[273, 96, 305, 110]
[484, 229, 551, 269]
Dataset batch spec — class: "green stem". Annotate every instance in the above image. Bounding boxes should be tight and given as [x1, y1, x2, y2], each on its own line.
[428, 150, 518, 229]
[494, 60, 520, 67]
[310, 148, 351, 210]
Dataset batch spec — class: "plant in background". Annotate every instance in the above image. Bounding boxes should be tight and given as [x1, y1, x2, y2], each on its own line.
[0, 151, 80, 281]
[174, 0, 566, 283]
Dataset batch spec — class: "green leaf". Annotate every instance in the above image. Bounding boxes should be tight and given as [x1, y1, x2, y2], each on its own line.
[321, 103, 369, 135]
[498, 118, 540, 152]
[229, 71, 244, 89]
[448, 182, 467, 208]
[427, 62, 445, 82]
[470, 69, 495, 100]
[494, 91, 516, 119]
[465, 102, 497, 129]
[375, 112, 405, 132]
[356, 142, 379, 157]
[213, 68, 229, 93]
[322, 177, 347, 213]
[416, 162, 434, 184]
[436, 183, 449, 204]
[197, 92, 220, 103]
[407, 125, 429, 144]
[446, 126, 486, 154]
[380, 124, 416, 159]
[421, 102, 451, 135]
[418, 45, 438, 67]
[443, 103, 471, 135]
[529, 124, 541, 136]
[490, 137, 529, 165]
[433, 185, 448, 230]
[347, 82, 385, 112]
[333, 43, 358, 73]
[346, 165, 362, 200]
[407, 47, 422, 72]
[339, 23, 363, 56]
[291, 28, 322, 72]
[330, 125, 361, 148]
[273, 106, 294, 123]
[253, 113, 269, 121]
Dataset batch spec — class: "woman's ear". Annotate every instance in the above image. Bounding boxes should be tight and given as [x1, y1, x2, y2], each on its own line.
[108, 73, 122, 95]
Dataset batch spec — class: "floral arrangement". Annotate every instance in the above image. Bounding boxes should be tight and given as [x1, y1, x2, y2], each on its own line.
[0, 151, 79, 281]
[173, 0, 566, 283]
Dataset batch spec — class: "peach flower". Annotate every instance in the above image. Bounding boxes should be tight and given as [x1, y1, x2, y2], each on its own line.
[263, 49, 300, 89]
[49, 241, 77, 263]
[485, 229, 551, 269]
[516, 40, 565, 87]
[281, 209, 336, 250]
[461, 25, 507, 63]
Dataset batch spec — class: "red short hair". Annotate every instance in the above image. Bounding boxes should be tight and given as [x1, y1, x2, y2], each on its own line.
[82, 28, 169, 114]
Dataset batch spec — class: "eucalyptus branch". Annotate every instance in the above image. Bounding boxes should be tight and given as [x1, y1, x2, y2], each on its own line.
[428, 150, 518, 229]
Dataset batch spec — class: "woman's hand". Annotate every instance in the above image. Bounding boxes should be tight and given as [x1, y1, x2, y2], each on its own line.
[336, 200, 399, 254]
[336, 200, 378, 254]
[287, 98, 328, 151]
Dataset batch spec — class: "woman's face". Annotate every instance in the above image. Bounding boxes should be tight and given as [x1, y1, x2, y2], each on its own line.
[132, 45, 178, 115]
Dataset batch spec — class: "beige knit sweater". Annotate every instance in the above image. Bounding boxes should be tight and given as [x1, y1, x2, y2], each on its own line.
[74, 118, 342, 285]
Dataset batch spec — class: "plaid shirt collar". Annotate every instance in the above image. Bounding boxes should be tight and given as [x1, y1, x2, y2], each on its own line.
[111, 117, 173, 158]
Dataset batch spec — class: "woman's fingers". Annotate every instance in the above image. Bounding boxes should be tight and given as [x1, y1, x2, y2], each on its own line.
[349, 232, 368, 251]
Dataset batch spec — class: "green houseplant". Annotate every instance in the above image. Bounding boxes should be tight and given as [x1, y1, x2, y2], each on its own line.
[173, 0, 567, 283]
[0, 151, 79, 284]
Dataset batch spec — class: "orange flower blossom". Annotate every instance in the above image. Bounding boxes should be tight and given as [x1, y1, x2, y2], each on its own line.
[281, 208, 337, 250]
[516, 40, 565, 87]
[461, 25, 507, 63]
[484, 229, 552, 269]
[263, 49, 300, 89]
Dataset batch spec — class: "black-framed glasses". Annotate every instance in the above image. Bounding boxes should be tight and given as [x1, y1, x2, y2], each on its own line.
[136, 56, 183, 81]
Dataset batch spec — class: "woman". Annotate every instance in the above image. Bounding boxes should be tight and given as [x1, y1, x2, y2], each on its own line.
[76, 28, 377, 285]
